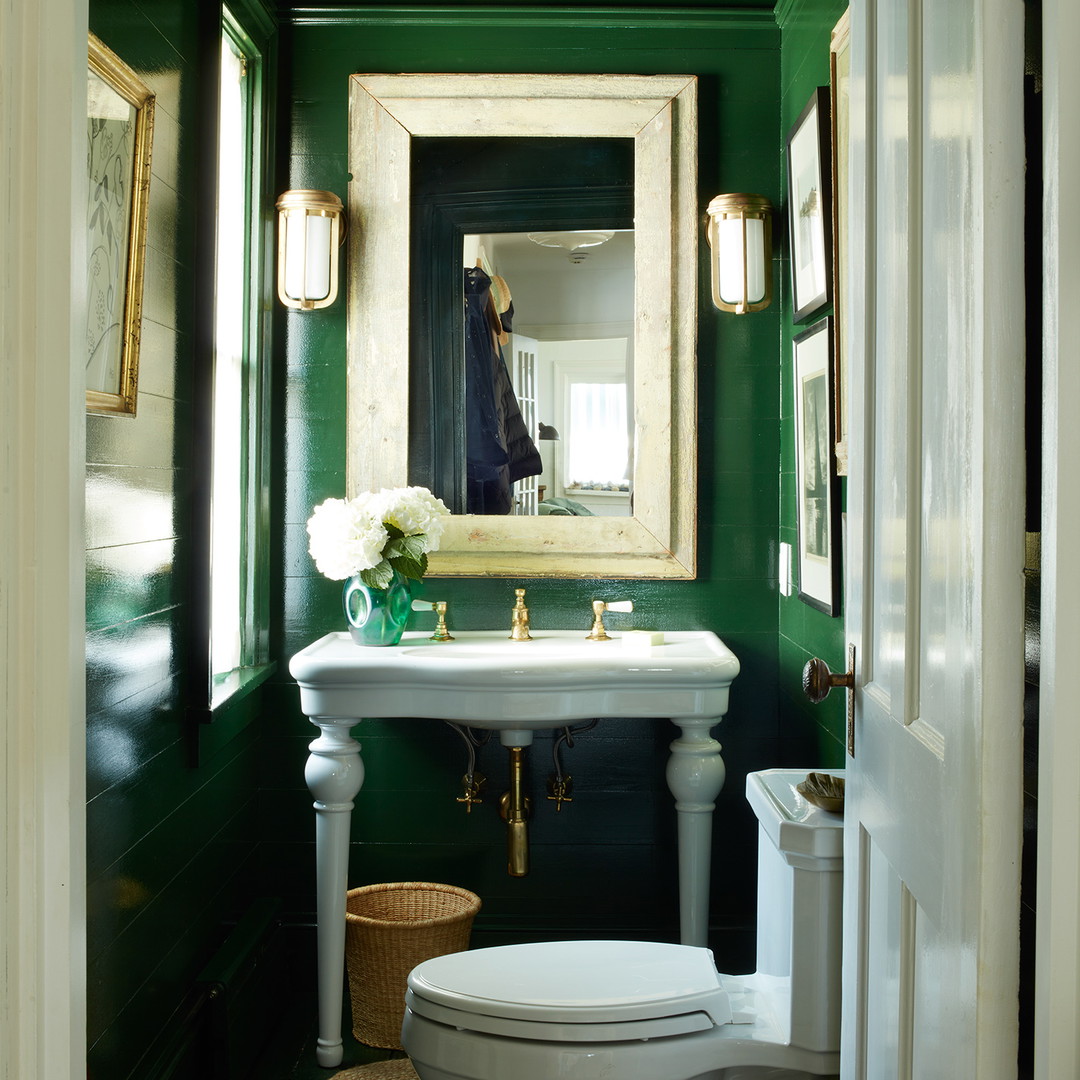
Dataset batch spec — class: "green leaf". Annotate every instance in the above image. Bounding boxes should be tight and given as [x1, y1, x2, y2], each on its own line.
[389, 552, 427, 581]
[359, 560, 394, 589]
[385, 532, 427, 563]
[399, 533, 428, 559]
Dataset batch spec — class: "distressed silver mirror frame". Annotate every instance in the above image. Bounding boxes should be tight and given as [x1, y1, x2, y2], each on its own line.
[347, 74, 697, 578]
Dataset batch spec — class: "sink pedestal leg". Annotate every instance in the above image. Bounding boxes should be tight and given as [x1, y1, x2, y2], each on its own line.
[306, 717, 365, 1068]
[666, 716, 725, 948]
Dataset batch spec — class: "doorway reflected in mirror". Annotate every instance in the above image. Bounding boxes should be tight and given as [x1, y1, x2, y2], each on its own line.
[464, 230, 634, 517]
[408, 133, 634, 516]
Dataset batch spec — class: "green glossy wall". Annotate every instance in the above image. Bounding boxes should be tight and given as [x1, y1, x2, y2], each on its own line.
[777, 0, 849, 765]
[85, 3, 264, 1076]
[267, 5, 785, 963]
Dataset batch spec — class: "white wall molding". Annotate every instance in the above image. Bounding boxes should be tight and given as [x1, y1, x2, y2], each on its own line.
[1037, 1, 1080, 1076]
[0, 0, 88, 1077]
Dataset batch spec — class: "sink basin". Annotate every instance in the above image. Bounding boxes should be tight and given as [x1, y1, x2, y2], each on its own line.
[290, 629, 740, 738]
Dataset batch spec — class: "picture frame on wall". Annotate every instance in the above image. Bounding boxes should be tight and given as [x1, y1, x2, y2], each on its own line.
[786, 86, 832, 323]
[830, 9, 851, 475]
[793, 317, 841, 616]
[86, 32, 155, 416]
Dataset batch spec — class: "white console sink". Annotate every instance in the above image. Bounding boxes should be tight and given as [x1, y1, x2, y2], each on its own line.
[290, 629, 740, 737]
[289, 626, 740, 1068]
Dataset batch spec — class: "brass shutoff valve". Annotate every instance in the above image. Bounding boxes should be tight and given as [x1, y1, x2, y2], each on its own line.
[456, 771, 486, 813]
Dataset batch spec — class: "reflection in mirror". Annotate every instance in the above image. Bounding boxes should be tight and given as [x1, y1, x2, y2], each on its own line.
[465, 230, 634, 517]
[408, 134, 634, 517]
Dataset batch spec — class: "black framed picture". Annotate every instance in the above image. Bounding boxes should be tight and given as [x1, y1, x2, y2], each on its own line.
[786, 86, 832, 323]
[830, 11, 851, 475]
[793, 317, 841, 615]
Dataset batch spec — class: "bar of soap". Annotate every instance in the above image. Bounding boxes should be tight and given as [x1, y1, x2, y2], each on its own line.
[621, 630, 665, 653]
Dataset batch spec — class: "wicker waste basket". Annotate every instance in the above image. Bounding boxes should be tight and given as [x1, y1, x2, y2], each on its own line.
[345, 881, 481, 1049]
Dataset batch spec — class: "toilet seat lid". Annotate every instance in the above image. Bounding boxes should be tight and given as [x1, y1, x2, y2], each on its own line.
[407, 940, 733, 1028]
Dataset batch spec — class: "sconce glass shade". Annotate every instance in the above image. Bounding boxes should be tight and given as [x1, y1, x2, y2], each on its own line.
[705, 193, 773, 314]
[275, 190, 344, 310]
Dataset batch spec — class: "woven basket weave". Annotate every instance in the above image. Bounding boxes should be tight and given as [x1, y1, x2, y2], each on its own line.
[345, 882, 481, 1049]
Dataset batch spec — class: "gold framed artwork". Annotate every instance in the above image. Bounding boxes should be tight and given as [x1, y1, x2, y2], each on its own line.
[86, 33, 154, 416]
[830, 8, 851, 475]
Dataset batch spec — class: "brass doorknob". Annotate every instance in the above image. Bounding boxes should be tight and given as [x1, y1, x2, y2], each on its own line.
[802, 654, 855, 703]
[802, 646, 857, 757]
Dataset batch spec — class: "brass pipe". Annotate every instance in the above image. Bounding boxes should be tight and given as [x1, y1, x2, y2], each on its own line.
[500, 746, 530, 876]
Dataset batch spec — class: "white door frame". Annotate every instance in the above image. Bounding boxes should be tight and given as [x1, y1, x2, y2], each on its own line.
[0, 0, 88, 1078]
[1035, 2, 1080, 1076]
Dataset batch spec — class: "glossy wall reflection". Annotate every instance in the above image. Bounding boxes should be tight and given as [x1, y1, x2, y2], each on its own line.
[85, 3, 264, 1077]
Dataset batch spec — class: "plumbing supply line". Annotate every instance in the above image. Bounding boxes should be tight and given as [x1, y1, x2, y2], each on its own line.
[446, 722, 491, 812]
[551, 720, 599, 783]
[444, 721, 491, 778]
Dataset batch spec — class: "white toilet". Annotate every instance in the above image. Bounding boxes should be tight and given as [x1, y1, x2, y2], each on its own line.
[401, 768, 844, 1080]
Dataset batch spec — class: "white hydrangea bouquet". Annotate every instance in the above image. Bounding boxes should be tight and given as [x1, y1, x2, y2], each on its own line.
[306, 486, 451, 588]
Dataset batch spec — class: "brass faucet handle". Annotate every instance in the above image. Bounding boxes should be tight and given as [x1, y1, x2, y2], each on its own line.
[509, 587, 532, 641]
[546, 774, 574, 811]
[586, 598, 634, 641]
[411, 599, 454, 641]
[456, 771, 486, 813]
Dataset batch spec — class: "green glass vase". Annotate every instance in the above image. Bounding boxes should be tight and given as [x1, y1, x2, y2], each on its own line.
[342, 570, 412, 646]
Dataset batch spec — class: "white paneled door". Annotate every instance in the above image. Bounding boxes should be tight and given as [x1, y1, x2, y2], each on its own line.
[509, 333, 539, 514]
[839, 1, 1025, 1076]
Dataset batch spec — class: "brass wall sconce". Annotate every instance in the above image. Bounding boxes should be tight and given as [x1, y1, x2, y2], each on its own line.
[275, 189, 345, 310]
[705, 193, 773, 313]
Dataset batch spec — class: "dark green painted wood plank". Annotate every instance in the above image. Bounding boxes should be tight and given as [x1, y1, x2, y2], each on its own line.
[87, 732, 261, 954]
[86, 398, 182, 470]
[85, 467, 181, 548]
[85, 612, 180, 715]
[85, 679, 185, 802]
[86, 538, 178, 631]
[773, 0, 847, 754]
[87, 846, 261, 1075]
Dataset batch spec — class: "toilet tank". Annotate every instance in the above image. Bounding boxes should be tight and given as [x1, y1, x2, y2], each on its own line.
[745, 768, 844, 1054]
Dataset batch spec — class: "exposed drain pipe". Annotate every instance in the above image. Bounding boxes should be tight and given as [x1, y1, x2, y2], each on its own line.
[499, 746, 531, 876]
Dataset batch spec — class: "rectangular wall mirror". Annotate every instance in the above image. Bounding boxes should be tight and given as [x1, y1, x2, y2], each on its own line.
[347, 73, 698, 578]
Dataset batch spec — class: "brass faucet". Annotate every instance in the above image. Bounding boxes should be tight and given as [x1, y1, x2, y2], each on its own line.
[429, 601, 453, 641]
[509, 588, 532, 641]
[586, 599, 634, 641]
[411, 599, 454, 641]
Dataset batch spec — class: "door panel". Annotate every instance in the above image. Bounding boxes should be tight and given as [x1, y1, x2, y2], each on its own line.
[509, 333, 539, 515]
[842, 0, 1025, 1076]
